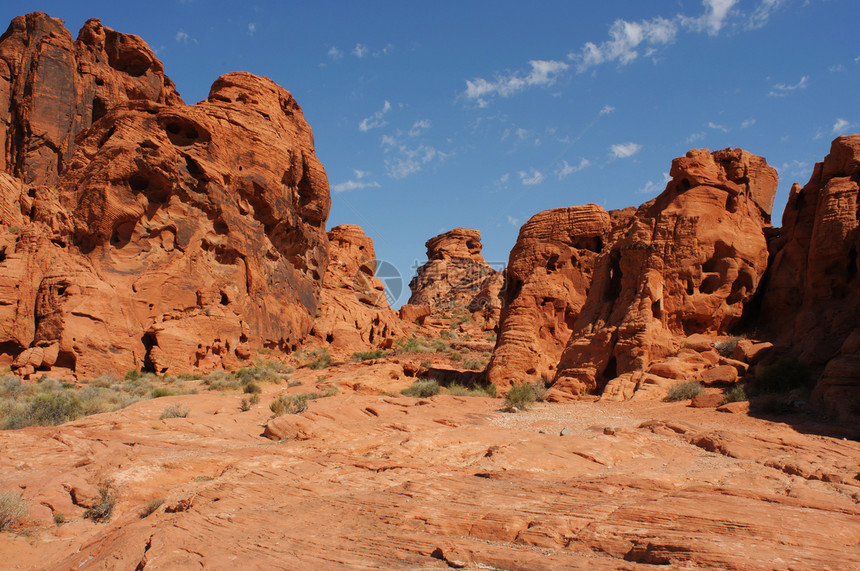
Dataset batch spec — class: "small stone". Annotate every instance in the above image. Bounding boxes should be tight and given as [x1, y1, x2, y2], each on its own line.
[560, 427, 571, 436]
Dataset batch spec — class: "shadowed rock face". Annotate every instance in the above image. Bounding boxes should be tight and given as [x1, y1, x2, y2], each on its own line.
[760, 135, 860, 418]
[0, 14, 330, 377]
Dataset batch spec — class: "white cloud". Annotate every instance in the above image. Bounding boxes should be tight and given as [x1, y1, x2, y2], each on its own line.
[328, 46, 343, 60]
[741, 118, 756, 129]
[746, 0, 786, 30]
[610, 142, 642, 159]
[708, 121, 729, 132]
[507, 215, 520, 226]
[681, 0, 741, 36]
[780, 160, 810, 179]
[833, 118, 851, 135]
[686, 132, 706, 144]
[599, 105, 616, 115]
[769, 75, 809, 97]
[557, 158, 591, 180]
[353, 43, 369, 58]
[382, 135, 450, 179]
[408, 119, 431, 137]
[572, 16, 678, 72]
[175, 30, 190, 43]
[638, 173, 671, 194]
[518, 169, 544, 185]
[332, 169, 381, 193]
[248, 23, 256, 36]
[359, 101, 391, 132]
[829, 64, 845, 73]
[464, 59, 569, 105]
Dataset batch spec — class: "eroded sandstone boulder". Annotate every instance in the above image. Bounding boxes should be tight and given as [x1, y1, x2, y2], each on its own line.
[310, 224, 403, 355]
[408, 228, 503, 323]
[0, 14, 330, 377]
[538, 148, 776, 397]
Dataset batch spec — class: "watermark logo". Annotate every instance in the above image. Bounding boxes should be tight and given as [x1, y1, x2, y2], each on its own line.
[352, 259, 403, 307]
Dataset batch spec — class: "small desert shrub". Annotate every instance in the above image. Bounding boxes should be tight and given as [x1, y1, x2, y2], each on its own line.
[440, 330, 453, 339]
[0, 491, 28, 531]
[722, 385, 747, 404]
[243, 382, 261, 394]
[140, 498, 164, 519]
[665, 381, 705, 402]
[150, 387, 176, 398]
[463, 359, 483, 371]
[159, 404, 189, 419]
[352, 349, 386, 361]
[270, 394, 310, 416]
[450, 351, 463, 362]
[306, 348, 332, 370]
[401, 379, 441, 398]
[239, 398, 251, 412]
[753, 359, 812, 394]
[83, 480, 116, 523]
[430, 339, 447, 353]
[486, 333, 497, 343]
[125, 369, 140, 381]
[235, 361, 289, 384]
[287, 380, 303, 388]
[53, 512, 66, 525]
[202, 371, 241, 392]
[504, 382, 537, 410]
[446, 383, 494, 397]
[714, 336, 745, 358]
[26, 391, 83, 426]
[531, 380, 548, 402]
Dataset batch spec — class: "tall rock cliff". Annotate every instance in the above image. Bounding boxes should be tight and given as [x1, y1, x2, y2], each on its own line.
[0, 13, 330, 377]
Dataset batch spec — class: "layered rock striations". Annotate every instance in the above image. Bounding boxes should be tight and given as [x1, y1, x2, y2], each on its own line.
[407, 228, 503, 323]
[759, 135, 860, 417]
[311, 224, 403, 354]
[0, 14, 330, 377]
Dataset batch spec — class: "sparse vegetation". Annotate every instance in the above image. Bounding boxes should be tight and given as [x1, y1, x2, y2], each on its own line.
[352, 349, 386, 361]
[753, 359, 812, 394]
[140, 498, 165, 518]
[306, 348, 332, 370]
[269, 388, 335, 417]
[401, 379, 441, 398]
[150, 387, 176, 398]
[159, 403, 189, 419]
[722, 385, 747, 404]
[531, 380, 548, 402]
[446, 383, 495, 397]
[0, 491, 28, 531]
[450, 351, 463, 362]
[83, 480, 116, 523]
[665, 381, 705, 402]
[504, 382, 537, 410]
[463, 358, 484, 371]
[715, 336, 744, 357]
[243, 382, 261, 394]
[53, 512, 66, 525]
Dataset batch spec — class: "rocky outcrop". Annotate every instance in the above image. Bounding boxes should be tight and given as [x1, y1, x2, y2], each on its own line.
[408, 228, 503, 322]
[485, 205, 627, 388]
[310, 224, 403, 354]
[553, 148, 776, 397]
[759, 135, 860, 417]
[0, 14, 330, 377]
[0, 12, 182, 187]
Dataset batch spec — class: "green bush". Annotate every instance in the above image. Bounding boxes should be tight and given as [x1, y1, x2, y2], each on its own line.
[722, 385, 747, 404]
[463, 359, 483, 371]
[352, 349, 386, 361]
[26, 391, 82, 426]
[450, 351, 463, 362]
[270, 394, 310, 416]
[243, 382, 261, 394]
[531, 380, 548, 402]
[307, 348, 332, 370]
[665, 381, 705, 402]
[401, 379, 441, 398]
[504, 382, 537, 410]
[83, 480, 116, 523]
[753, 359, 812, 394]
[0, 491, 28, 531]
[714, 337, 743, 358]
[150, 387, 176, 398]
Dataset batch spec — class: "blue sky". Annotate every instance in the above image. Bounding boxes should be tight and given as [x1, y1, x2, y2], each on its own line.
[5, 1, 859, 306]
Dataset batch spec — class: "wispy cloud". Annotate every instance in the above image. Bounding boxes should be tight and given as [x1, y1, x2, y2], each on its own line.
[382, 135, 450, 179]
[741, 118, 756, 128]
[686, 132, 706, 144]
[769, 75, 809, 97]
[507, 215, 520, 226]
[780, 160, 811, 179]
[557, 158, 591, 180]
[175, 30, 191, 43]
[247, 23, 256, 36]
[638, 173, 671, 195]
[571, 16, 678, 72]
[610, 142, 642, 159]
[708, 121, 729, 132]
[328, 46, 343, 60]
[359, 101, 391, 132]
[518, 168, 544, 185]
[599, 105, 616, 115]
[464, 60, 569, 106]
[353, 43, 369, 58]
[332, 170, 381, 193]
[833, 118, 852, 135]
[680, 0, 741, 36]
[746, 0, 786, 30]
[408, 119, 431, 137]
[829, 64, 845, 73]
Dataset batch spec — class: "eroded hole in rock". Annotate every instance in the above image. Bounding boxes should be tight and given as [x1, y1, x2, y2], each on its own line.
[91, 96, 107, 123]
[184, 156, 206, 180]
[546, 254, 560, 272]
[605, 252, 622, 302]
[727, 271, 755, 305]
[213, 220, 229, 235]
[141, 333, 156, 373]
[325, 334, 334, 343]
[220, 292, 229, 305]
[600, 356, 617, 388]
[699, 274, 722, 295]
[651, 298, 663, 319]
[0, 246, 5, 263]
[94, 77, 104, 86]
[110, 221, 136, 247]
[160, 116, 210, 147]
[571, 235, 603, 253]
[680, 178, 691, 191]
[726, 194, 739, 213]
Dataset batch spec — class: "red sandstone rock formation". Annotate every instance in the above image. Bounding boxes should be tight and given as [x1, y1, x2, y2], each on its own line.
[310, 224, 403, 354]
[0, 14, 330, 377]
[408, 227, 503, 323]
[759, 134, 860, 418]
[485, 205, 626, 388]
